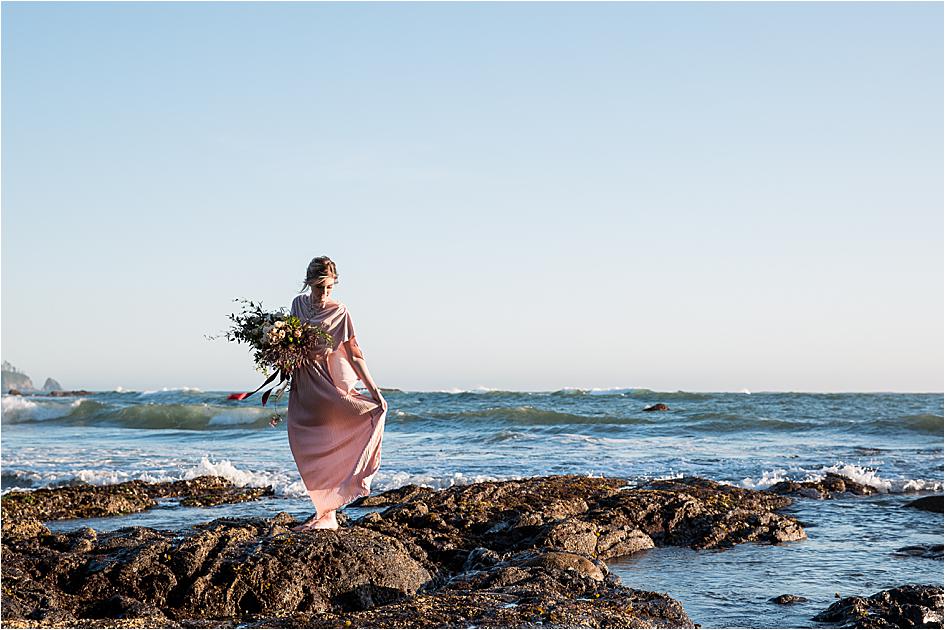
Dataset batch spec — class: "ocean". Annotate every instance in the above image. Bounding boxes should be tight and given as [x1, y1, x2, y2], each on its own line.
[2, 388, 942, 628]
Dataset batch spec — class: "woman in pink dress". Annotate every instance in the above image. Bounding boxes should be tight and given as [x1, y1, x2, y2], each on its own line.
[285, 256, 387, 531]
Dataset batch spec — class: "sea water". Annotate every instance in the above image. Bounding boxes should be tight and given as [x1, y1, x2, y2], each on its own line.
[2, 389, 942, 627]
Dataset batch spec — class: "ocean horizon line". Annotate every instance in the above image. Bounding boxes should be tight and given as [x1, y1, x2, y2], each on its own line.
[5, 386, 943, 396]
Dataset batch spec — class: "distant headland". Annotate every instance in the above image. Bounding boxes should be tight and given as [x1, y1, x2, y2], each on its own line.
[1, 360, 62, 393]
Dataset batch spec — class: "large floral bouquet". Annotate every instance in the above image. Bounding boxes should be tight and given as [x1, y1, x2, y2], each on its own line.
[215, 299, 333, 406]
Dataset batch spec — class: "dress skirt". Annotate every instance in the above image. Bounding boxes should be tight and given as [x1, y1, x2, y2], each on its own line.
[286, 351, 386, 519]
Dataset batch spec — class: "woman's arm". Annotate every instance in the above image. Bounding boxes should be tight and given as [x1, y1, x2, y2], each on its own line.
[343, 339, 386, 410]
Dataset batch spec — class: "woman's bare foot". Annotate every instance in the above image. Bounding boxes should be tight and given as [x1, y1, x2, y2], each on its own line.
[290, 510, 338, 531]
[290, 514, 320, 531]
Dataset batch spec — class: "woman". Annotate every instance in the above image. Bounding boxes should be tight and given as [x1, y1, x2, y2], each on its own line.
[284, 256, 387, 531]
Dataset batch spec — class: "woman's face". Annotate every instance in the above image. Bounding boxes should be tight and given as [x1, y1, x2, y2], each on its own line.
[311, 277, 336, 306]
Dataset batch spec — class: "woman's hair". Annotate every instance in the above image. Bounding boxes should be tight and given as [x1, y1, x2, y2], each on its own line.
[300, 256, 338, 293]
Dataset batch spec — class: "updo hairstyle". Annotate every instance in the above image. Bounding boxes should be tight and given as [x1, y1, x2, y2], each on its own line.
[300, 256, 338, 293]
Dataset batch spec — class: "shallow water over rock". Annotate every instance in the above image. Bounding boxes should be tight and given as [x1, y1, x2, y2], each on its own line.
[609, 493, 944, 628]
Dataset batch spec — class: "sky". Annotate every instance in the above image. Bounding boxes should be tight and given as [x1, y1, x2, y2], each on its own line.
[2, 2, 942, 393]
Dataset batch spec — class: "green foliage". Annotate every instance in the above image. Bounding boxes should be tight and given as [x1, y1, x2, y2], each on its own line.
[211, 298, 334, 377]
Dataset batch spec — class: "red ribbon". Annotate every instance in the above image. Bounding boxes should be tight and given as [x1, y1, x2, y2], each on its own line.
[227, 369, 285, 404]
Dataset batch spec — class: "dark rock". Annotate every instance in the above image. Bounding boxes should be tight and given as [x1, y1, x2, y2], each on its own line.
[78, 594, 164, 619]
[1, 476, 274, 524]
[905, 496, 944, 514]
[768, 473, 878, 499]
[521, 549, 607, 581]
[42, 378, 63, 392]
[0, 517, 51, 543]
[631, 477, 805, 549]
[350, 484, 428, 508]
[2, 484, 155, 524]
[7, 388, 22, 396]
[1, 475, 804, 628]
[894, 544, 944, 560]
[252, 554, 694, 628]
[45, 390, 94, 397]
[1, 514, 432, 626]
[462, 546, 502, 572]
[770, 594, 808, 605]
[356, 475, 804, 571]
[813, 584, 944, 628]
[643, 403, 669, 412]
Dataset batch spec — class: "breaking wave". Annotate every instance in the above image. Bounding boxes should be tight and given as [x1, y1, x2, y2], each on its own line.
[740, 462, 943, 494]
[1, 455, 515, 498]
[2, 397, 276, 430]
[2, 393, 940, 435]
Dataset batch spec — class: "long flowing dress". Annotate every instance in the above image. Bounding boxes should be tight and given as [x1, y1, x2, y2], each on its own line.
[287, 295, 386, 525]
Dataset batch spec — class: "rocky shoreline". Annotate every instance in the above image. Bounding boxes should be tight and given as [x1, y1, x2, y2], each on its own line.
[1, 474, 941, 628]
[814, 584, 944, 628]
[1, 477, 273, 526]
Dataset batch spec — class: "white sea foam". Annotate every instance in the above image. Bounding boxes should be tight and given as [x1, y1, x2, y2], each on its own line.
[181, 456, 307, 497]
[740, 469, 790, 489]
[741, 463, 943, 494]
[140, 387, 203, 396]
[558, 433, 615, 446]
[888, 479, 943, 493]
[807, 463, 943, 493]
[2, 396, 37, 415]
[1, 396, 85, 423]
[650, 471, 685, 481]
[1, 460, 519, 502]
[372, 470, 504, 491]
[0, 467, 175, 494]
[554, 387, 638, 396]
[435, 386, 498, 394]
[70, 469, 174, 485]
[588, 388, 636, 396]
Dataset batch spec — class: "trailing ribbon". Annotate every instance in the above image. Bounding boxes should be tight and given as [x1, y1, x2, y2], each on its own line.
[227, 368, 288, 405]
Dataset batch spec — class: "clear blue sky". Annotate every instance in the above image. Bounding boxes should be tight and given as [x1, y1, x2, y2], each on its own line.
[3, 2, 942, 392]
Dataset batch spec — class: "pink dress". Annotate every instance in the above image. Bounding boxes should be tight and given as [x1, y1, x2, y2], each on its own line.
[287, 295, 386, 526]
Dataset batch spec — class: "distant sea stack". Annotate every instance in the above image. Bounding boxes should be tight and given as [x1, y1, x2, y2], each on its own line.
[2, 361, 34, 392]
[42, 377, 63, 391]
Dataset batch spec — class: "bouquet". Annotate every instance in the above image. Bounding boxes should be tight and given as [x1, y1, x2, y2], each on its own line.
[213, 299, 334, 407]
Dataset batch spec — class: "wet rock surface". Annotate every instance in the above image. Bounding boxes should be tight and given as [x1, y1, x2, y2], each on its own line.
[44, 390, 95, 397]
[770, 594, 809, 605]
[1, 476, 274, 527]
[2, 515, 432, 629]
[643, 404, 669, 412]
[813, 584, 944, 628]
[1, 475, 806, 628]
[894, 544, 944, 560]
[352, 475, 804, 569]
[905, 496, 944, 514]
[768, 473, 879, 499]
